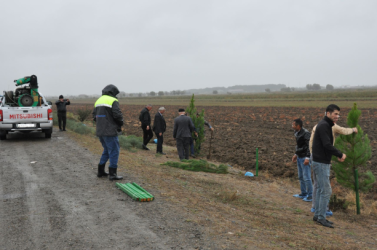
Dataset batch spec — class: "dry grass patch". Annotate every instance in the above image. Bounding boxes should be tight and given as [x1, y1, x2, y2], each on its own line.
[67, 131, 377, 249]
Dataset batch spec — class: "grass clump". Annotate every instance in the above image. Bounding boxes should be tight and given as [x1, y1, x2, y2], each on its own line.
[67, 119, 95, 135]
[119, 135, 143, 151]
[161, 159, 228, 174]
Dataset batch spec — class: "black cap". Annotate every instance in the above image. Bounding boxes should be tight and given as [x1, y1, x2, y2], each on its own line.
[178, 108, 185, 112]
[59, 95, 64, 99]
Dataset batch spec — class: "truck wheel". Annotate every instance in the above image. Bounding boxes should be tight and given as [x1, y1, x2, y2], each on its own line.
[0, 131, 6, 140]
[44, 129, 52, 139]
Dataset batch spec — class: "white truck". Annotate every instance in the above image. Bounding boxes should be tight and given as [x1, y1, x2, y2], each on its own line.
[0, 75, 53, 140]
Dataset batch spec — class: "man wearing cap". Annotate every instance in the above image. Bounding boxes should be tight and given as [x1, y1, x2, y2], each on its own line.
[55, 95, 70, 131]
[173, 108, 197, 160]
[153, 107, 166, 155]
[92, 84, 124, 181]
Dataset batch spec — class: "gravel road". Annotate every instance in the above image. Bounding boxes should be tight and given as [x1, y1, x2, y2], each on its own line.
[0, 130, 220, 250]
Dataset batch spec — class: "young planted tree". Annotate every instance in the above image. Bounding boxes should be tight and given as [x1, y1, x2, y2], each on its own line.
[332, 103, 375, 214]
[186, 94, 205, 154]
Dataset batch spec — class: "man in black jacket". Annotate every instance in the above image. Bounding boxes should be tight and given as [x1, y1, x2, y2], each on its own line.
[55, 95, 70, 131]
[292, 119, 313, 202]
[173, 108, 196, 160]
[139, 104, 153, 150]
[312, 104, 346, 228]
[92, 85, 124, 181]
[153, 107, 166, 154]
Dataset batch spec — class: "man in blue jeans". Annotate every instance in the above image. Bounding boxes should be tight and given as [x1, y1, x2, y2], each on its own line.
[292, 118, 313, 202]
[92, 84, 124, 181]
[312, 104, 346, 228]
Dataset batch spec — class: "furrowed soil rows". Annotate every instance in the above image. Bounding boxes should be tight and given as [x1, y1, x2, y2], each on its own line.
[69, 104, 377, 178]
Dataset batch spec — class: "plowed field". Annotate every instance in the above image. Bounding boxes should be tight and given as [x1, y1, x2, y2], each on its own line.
[70, 104, 377, 178]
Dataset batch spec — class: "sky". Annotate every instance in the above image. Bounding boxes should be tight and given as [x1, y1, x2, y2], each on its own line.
[0, 0, 376, 96]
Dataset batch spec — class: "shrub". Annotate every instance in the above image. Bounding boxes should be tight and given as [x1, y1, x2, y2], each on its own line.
[329, 194, 351, 211]
[77, 106, 92, 122]
[119, 135, 143, 151]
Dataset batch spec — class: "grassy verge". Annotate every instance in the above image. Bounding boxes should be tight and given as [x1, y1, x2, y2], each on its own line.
[53, 112, 143, 151]
[65, 129, 377, 249]
[162, 159, 228, 174]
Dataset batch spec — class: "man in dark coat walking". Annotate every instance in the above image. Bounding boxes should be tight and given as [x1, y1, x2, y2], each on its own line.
[55, 95, 70, 131]
[92, 84, 124, 181]
[173, 108, 196, 160]
[139, 104, 153, 150]
[153, 107, 166, 155]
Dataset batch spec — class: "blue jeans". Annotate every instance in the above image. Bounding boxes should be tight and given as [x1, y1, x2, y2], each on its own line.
[312, 161, 332, 221]
[99, 136, 120, 169]
[297, 157, 313, 197]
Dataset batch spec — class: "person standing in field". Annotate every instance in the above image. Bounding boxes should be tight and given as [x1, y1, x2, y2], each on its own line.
[55, 95, 70, 131]
[92, 84, 124, 181]
[312, 104, 346, 228]
[173, 108, 196, 160]
[153, 107, 166, 155]
[292, 118, 313, 202]
[139, 104, 153, 150]
[309, 117, 358, 216]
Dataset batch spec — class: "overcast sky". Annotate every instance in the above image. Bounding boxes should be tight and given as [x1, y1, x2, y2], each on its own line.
[0, 0, 376, 96]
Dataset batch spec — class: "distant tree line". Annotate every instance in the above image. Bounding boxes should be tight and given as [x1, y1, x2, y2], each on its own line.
[280, 87, 295, 92]
[306, 83, 334, 91]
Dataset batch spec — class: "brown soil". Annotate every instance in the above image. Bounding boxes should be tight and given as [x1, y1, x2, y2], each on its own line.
[71, 104, 377, 179]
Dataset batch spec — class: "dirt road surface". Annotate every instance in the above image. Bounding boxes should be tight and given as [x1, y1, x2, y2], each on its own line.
[0, 131, 221, 250]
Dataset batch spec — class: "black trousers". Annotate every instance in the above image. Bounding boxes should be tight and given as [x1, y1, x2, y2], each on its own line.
[155, 132, 164, 153]
[142, 125, 153, 146]
[58, 111, 67, 130]
[176, 137, 190, 160]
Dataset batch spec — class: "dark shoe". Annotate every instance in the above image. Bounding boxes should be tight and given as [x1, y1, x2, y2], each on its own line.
[316, 219, 334, 228]
[313, 216, 334, 225]
[63, 129, 66, 131]
[142, 144, 150, 150]
[59, 129, 63, 131]
[157, 152, 166, 155]
[109, 168, 123, 181]
[97, 164, 109, 177]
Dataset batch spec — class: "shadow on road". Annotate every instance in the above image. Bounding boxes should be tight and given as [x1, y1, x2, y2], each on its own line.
[1, 131, 55, 141]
